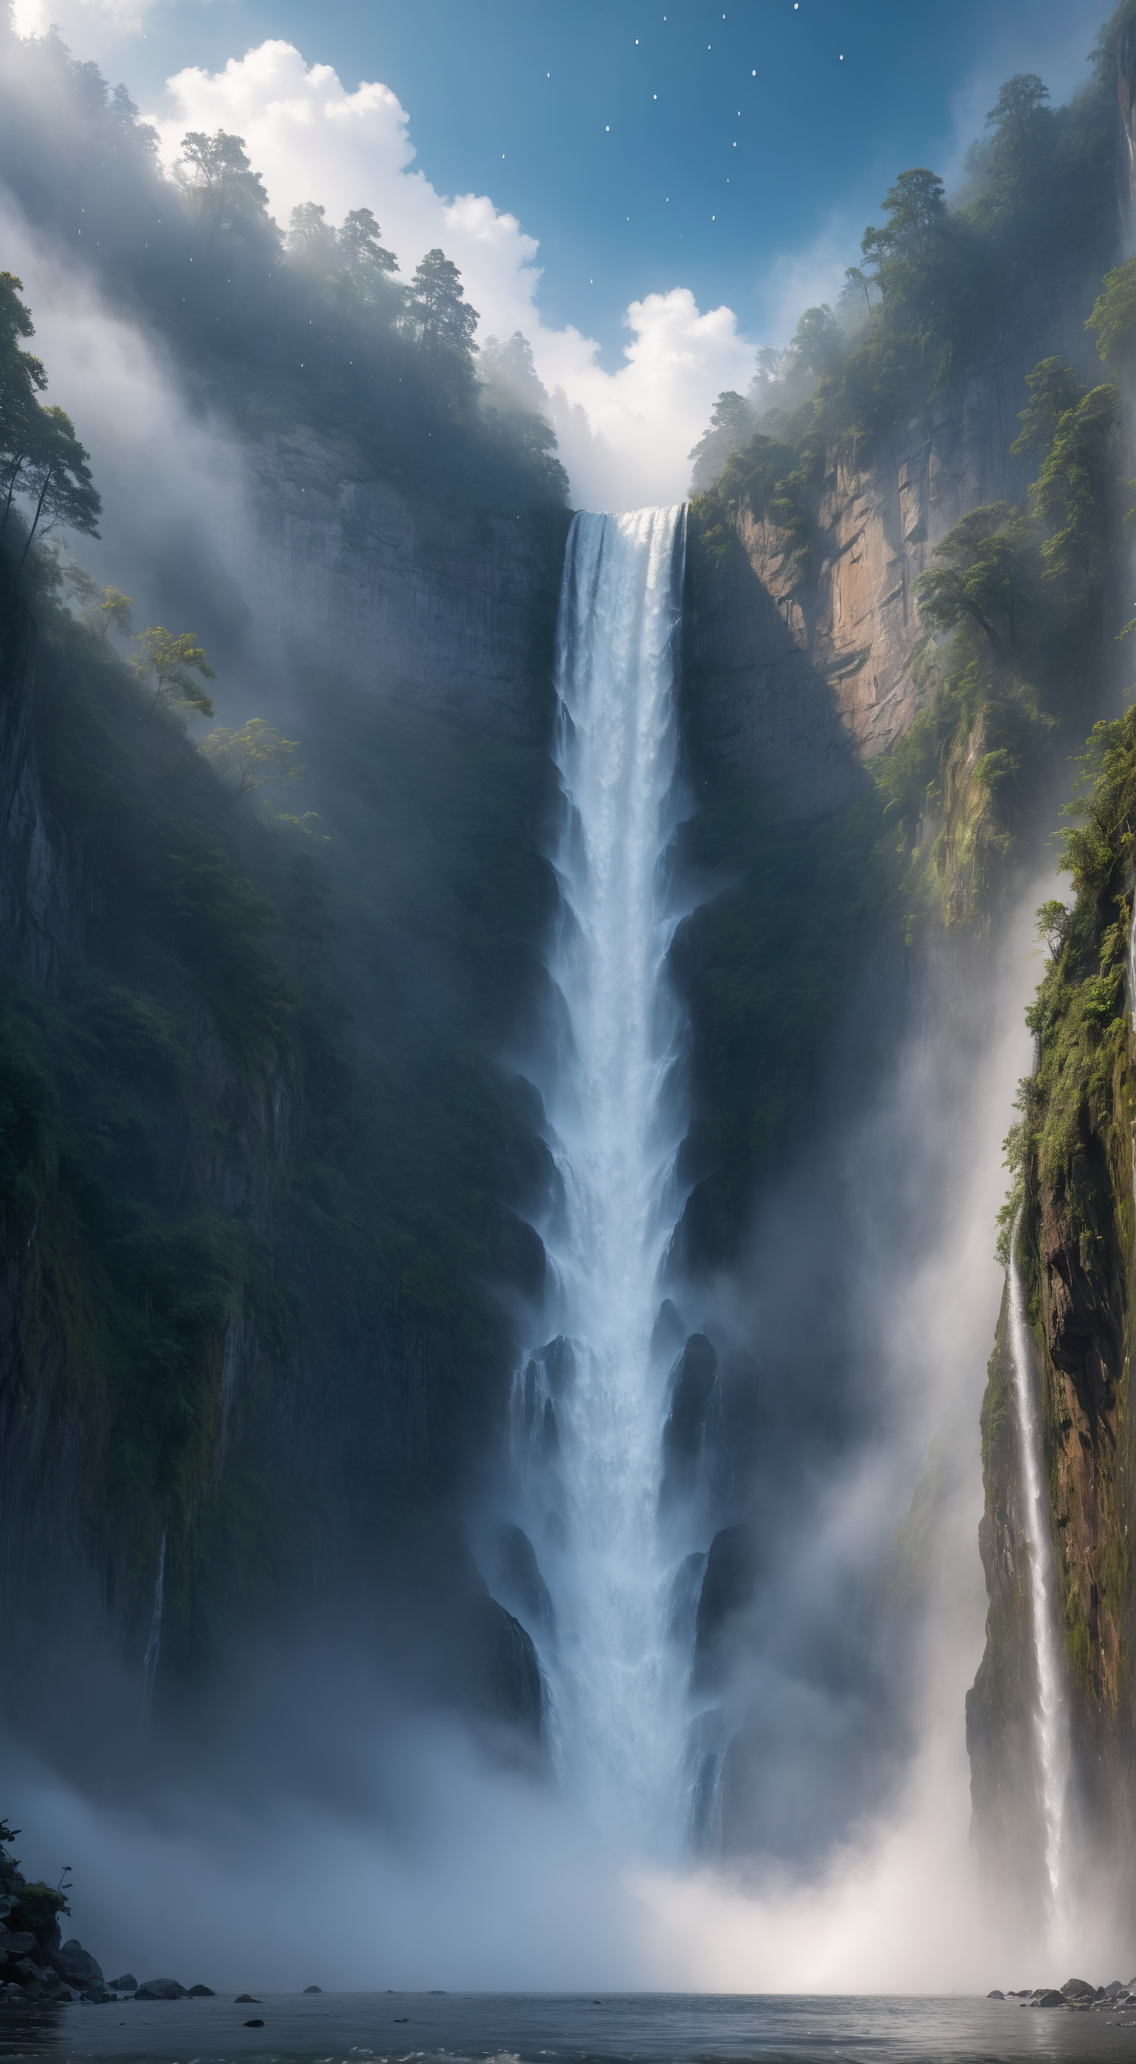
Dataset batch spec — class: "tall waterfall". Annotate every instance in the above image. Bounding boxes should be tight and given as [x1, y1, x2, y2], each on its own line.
[510, 505, 691, 1848]
[1006, 1215, 1068, 1923]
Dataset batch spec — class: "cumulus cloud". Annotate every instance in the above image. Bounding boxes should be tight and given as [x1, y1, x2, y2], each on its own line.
[148, 41, 755, 509]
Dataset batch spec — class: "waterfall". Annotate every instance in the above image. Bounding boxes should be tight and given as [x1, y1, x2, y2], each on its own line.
[1006, 1214, 1069, 1923]
[142, 1528, 167, 1715]
[510, 505, 690, 1847]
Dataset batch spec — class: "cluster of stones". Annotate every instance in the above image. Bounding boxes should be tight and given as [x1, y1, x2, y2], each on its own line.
[0, 1918, 217, 2009]
[987, 1977, 1136, 2013]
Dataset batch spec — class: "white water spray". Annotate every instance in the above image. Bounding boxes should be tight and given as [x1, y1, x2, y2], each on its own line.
[1006, 1214, 1068, 1927]
[511, 505, 691, 1849]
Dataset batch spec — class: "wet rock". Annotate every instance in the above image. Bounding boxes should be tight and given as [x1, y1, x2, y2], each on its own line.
[660, 1334, 719, 1510]
[986, 1989, 1004, 1999]
[12, 1958, 38, 1984]
[187, 1984, 214, 1997]
[235, 1993, 260, 2003]
[1061, 1979, 1097, 2000]
[1032, 1991, 1065, 2007]
[244, 2016, 264, 2026]
[57, 1940, 103, 1988]
[135, 1979, 188, 1999]
[303, 1985, 322, 1994]
[1, 1933, 38, 1959]
[650, 1299, 686, 1367]
[80, 1988, 113, 2004]
[110, 1974, 138, 1991]
[490, 1524, 554, 1631]
[692, 1524, 761, 1691]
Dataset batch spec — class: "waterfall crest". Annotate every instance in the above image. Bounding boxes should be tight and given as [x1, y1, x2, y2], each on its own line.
[1006, 1215, 1069, 1926]
[511, 505, 690, 1848]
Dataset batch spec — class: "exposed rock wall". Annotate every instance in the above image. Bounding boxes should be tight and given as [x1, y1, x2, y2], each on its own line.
[245, 431, 570, 744]
[684, 279, 1106, 818]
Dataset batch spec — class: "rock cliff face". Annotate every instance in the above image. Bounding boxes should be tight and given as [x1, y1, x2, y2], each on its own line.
[684, 282, 1104, 818]
[245, 431, 570, 744]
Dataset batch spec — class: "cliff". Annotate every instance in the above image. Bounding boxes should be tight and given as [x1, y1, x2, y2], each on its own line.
[0, 543, 551, 1769]
[245, 429, 570, 745]
[965, 712, 1136, 1913]
[683, 274, 1106, 821]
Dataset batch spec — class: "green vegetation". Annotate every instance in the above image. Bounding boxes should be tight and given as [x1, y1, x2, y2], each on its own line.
[0, 272, 100, 561]
[1003, 707, 1136, 1251]
[0, 22, 568, 517]
[690, 52, 1116, 545]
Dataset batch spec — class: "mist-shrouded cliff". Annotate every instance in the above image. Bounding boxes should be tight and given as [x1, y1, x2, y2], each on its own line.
[5, 0, 1136, 1986]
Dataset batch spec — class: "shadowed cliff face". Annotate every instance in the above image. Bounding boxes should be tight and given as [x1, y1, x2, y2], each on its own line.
[245, 431, 571, 747]
[0, 548, 554, 1784]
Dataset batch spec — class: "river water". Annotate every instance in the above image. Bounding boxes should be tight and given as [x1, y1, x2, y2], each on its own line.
[4, 1990, 1136, 2064]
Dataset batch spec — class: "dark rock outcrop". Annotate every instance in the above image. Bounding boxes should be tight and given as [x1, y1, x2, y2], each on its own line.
[660, 1333, 719, 1510]
[246, 431, 570, 746]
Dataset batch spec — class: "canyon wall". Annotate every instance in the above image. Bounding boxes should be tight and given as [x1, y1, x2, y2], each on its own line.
[684, 279, 1106, 818]
[244, 430, 570, 745]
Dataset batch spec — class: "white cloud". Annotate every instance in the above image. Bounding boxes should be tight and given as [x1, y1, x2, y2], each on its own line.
[149, 41, 755, 509]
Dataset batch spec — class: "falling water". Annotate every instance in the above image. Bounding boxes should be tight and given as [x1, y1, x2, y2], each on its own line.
[1006, 1213, 1068, 1924]
[141, 1528, 167, 1715]
[511, 505, 690, 1847]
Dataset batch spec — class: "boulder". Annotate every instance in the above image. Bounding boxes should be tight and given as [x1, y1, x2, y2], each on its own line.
[12, 1958, 38, 1985]
[303, 1985, 322, 1994]
[135, 1979, 188, 2000]
[986, 1989, 1004, 1999]
[1032, 1991, 1065, 2008]
[1061, 1979, 1097, 2000]
[2, 1933, 38, 1959]
[235, 1994, 260, 2003]
[57, 1940, 103, 1987]
[1104, 1981, 1124, 1996]
[187, 1984, 215, 1997]
[110, 1974, 138, 1991]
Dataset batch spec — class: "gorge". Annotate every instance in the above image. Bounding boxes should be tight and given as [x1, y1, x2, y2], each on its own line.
[6, 0, 1136, 2000]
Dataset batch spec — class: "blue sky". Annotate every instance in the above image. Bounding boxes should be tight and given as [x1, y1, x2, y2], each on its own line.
[12, 0, 1113, 503]
[42, 0, 1108, 357]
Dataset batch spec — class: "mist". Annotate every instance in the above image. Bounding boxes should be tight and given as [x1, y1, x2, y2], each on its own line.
[3, 0, 1135, 2022]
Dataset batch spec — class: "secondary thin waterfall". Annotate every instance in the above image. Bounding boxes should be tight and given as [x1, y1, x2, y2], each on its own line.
[512, 504, 690, 1845]
[1007, 1213, 1068, 1921]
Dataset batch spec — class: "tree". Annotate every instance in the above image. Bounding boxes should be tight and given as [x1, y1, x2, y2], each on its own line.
[688, 392, 755, 491]
[861, 168, 947, 274]
[407, 249, 478, 354]
[99, 585, 133, 636]
[1086, 257, 1136, 373]
[914, 504, 1033, 658]
[176, 131, 279, 253]
[286, 201, 338, 279]
[200, 718, 304, 797]
[478, 331, 548, 415]
[131, 627, 216, 717]
[0, 274, 100, 559]
[339, 207, 400, 299]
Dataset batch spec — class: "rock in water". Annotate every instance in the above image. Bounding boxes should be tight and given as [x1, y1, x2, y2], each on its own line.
[986, 1989, 1005, 1999]
[303, 1985, 322, 1993]
[235, 1993, 260, 2003]
[1033, 1991, 1065, 2008]
[134, 1979, 188, 1999]
[57, 1940, 104, 1988]
[109, 1974, 137, 1992]
[187, 1984, 214, 1996]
